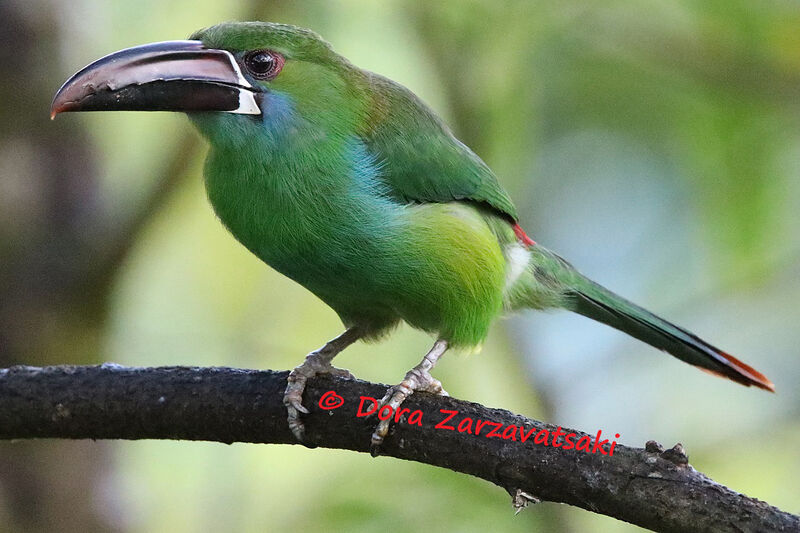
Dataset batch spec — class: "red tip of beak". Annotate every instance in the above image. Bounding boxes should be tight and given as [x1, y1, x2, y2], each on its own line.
[50, 95, 76, 120]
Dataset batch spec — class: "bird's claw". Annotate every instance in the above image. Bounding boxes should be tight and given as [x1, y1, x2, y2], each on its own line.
[370, 368, 448, 454]
[283, 352, 354, 442]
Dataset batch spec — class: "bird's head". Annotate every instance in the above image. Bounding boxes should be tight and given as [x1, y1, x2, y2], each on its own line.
[51, 22, 364, 143]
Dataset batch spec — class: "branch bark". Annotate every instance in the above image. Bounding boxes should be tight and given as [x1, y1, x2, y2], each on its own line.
[0, 365, 795, 532]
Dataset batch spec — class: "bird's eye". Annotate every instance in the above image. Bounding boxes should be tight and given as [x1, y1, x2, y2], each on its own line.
[243, 50, 284, 80]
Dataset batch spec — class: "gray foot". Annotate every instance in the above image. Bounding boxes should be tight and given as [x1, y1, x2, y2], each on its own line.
[284, 353, 354, 441]
[370, 367, 448, 451]
[369, 339, 449, 454]
[282, 328, 362, 442]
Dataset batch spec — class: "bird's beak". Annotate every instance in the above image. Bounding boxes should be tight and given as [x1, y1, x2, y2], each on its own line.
[51, 40, 261, 119]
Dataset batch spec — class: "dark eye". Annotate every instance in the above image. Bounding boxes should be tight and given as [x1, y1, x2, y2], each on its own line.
[243, 50, 284, 80]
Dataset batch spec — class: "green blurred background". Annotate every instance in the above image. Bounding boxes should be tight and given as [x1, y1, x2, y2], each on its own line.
[1, 0, 798, 531]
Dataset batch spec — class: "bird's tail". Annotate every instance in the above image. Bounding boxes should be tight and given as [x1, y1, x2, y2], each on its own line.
[518, 245, 775, 392]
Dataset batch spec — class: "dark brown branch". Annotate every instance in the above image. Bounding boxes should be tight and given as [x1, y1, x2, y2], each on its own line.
[0, 365, 795, 532]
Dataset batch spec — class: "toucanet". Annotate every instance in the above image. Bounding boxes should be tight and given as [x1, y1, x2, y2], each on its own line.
[52, 21, 774, 450]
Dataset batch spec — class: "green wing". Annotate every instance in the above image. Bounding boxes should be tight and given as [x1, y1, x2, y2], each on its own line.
[359, 73, 518, 221]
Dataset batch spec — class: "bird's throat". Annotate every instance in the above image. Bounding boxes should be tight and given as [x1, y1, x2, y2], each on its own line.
[195, 110, 393, 288]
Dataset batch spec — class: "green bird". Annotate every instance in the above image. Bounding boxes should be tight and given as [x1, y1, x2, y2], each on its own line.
[52, 21, 774, 448]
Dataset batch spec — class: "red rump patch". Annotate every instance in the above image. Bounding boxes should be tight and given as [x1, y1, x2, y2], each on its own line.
[512, 223, 536, 247]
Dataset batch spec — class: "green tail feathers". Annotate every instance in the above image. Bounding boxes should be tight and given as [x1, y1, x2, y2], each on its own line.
[523, 245, 774, 392]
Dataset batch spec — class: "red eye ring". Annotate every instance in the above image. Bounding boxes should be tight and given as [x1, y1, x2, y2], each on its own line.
[243, 50, 284, 81]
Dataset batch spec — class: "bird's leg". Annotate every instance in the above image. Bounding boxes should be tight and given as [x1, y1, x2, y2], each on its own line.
[371, 339, 449, 451]
[284, 327, 362, 441]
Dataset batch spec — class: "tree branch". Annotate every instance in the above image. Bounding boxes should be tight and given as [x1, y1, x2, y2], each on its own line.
[0, 365, 795, 532]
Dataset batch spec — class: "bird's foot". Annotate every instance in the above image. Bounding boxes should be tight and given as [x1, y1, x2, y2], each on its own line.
[284, 351, 354, 442]
[370, 366, 448, 454]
